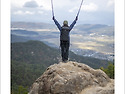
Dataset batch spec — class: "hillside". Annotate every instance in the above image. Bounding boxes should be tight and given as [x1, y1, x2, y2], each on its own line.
[11, 41, 109, 68]
[11, 40, 111, 93]
[11, 22, 114, 61]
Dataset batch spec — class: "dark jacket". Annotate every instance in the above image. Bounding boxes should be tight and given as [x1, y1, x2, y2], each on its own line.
[53, 18, 77, 41]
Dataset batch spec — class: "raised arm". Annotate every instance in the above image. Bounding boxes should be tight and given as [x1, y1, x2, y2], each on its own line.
[52, 16, 61, 31]
[69, 16, 78, 31]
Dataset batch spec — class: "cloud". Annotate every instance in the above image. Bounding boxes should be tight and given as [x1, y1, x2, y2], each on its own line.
[69, 7, 78, 13]
[14, 10, 35, 15]
[25, 11, 35, 14]
[38, 11, 44, 14]
[69, 3, 98, 13]
[13, 10, 24, 15]
[107, 0, 114, 7]
[11, 0, 114, 25]
[81, 3, 98, 12]
[23, 0, 39, 8]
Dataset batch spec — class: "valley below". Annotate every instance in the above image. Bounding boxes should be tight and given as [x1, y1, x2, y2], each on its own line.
[11, 22, 114, 61]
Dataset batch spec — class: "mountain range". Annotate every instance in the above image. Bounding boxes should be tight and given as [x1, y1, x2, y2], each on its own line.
[11, 22, 114, 61]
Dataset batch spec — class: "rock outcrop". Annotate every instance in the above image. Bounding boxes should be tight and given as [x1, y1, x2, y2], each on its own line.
[29, 61, 114, 94]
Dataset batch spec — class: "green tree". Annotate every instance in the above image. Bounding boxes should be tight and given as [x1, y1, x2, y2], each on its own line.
[11, 85, 28, 94]
[100, 62, 114, 79]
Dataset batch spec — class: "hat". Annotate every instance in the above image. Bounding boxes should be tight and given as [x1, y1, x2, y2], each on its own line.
[63, 20, 68, 25]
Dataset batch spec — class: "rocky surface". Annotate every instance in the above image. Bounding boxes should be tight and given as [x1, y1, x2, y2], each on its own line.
[29, 61, 114, 94]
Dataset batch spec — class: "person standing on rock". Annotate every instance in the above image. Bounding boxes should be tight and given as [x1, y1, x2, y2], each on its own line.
[52, 16, 78, 62]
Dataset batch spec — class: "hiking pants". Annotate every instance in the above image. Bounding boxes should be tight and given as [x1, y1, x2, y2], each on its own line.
[60, 40, 70, 61]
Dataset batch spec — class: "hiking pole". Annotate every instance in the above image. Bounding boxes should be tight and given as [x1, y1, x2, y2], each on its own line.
[76, 0, 84, 17]
[51, 0, 54, 17]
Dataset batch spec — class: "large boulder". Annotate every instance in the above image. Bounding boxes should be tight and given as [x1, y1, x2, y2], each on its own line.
[29, 61, 114, 94]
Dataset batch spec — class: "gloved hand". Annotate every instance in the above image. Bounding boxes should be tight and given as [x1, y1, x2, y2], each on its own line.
[52, 16, 55, 20]
[76, 16, 78, 21]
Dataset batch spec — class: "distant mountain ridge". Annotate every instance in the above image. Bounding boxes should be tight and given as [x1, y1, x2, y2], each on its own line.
[76, 24, 109, 30]
[11, 22, 55, 29]
[75, 24, 114, 36]
[11, 34, 31, 43]
[11, 22, 114, 61]
[12, 29, 39, 35]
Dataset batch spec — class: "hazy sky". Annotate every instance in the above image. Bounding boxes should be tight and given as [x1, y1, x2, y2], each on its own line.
[11, 0, 114, 25]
